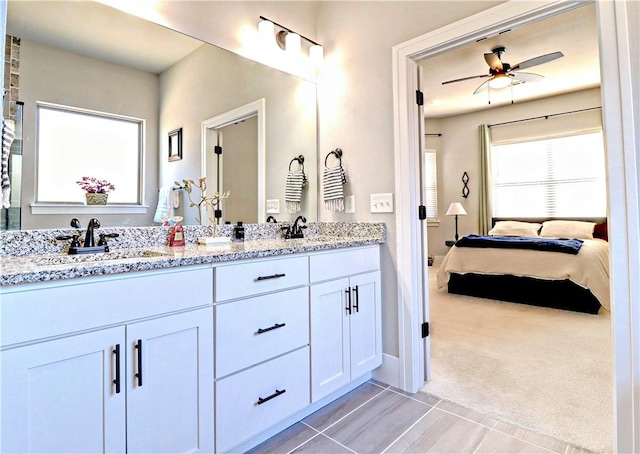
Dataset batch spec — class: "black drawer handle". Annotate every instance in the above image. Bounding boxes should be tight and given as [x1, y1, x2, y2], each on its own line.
[345, 288, 352, 315]
[257, 389, 286, 405]
[112, 344, 121, 394]
[135, 339, 143, 387]
[256, 273, 286, 281]
[353, 285, 359, 313]
[256, 323, 286, 334]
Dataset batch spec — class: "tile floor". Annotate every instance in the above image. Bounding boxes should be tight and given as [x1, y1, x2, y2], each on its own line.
[248, 381, 593, 454]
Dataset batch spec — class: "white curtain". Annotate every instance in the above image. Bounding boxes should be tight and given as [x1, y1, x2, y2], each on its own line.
[479, 124, 492, 235]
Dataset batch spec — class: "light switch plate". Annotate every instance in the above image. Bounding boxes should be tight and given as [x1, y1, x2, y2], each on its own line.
[370, 193, 394, 213]
[266, 199, 280, 214]
[345, 195, 355, 213]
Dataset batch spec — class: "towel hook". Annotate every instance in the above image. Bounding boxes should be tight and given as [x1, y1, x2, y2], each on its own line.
[288, 155, 305, 171]
[324, 148, 343, 167]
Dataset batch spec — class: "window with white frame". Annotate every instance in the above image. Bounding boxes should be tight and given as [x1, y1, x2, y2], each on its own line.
[423, 150, 438, 221]
[491, 131, 606, 218]
[36, 103, 143, 204]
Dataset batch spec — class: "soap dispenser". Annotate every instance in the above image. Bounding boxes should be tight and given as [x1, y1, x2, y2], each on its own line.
[233, 221, 245, 242]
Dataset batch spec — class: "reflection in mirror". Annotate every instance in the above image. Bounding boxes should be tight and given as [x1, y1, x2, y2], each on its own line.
[3, 0, 317, 230]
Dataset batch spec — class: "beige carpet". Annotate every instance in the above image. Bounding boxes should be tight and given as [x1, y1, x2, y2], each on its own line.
[421, 262, 613, 453]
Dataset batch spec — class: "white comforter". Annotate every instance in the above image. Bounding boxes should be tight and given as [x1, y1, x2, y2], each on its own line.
[437, 238, 610, 311]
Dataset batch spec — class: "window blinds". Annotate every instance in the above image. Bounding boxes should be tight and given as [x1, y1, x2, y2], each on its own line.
[423, 151, 438, 220]
[491, 132, 606, 218]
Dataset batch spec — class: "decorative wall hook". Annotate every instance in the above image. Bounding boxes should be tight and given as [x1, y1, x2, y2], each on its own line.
[462, 172, 470, 198]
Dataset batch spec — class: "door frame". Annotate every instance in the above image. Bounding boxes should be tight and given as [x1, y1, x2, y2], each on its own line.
[201, 99, 266, 223]
[392, 1, 639, 451]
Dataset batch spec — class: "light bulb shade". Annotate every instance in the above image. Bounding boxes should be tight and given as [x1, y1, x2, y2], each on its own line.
[446, 202, 467, 216]
[285, 32, 301, 54]
[488, 73, 512, 90]
[309, 44, 324, 66]
[258, 19, 275, 41]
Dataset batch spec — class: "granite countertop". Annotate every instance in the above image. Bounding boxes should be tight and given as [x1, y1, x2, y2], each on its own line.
[0, 235, 384, 287]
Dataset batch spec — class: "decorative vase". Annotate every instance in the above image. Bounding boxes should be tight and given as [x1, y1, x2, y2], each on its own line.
[85, 193, 108, 205]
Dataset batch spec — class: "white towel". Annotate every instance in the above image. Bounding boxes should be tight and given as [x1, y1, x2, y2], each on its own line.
[323, 164, 347, 211]
[154, 186, 172, 223]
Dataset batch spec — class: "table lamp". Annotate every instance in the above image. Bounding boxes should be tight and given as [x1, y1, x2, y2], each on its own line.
[446, 202, 467, 242]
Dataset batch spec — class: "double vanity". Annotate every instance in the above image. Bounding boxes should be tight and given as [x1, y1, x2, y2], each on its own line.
[0, 222, 385, 453]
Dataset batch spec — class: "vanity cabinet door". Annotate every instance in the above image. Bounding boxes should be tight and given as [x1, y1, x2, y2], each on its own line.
[125, 307, 214, 454]
[0, 327, 126, 453]
[348, 271, 382, 379]
[310, 278, 351, 402]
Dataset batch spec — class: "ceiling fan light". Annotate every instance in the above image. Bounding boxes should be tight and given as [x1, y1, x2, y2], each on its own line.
[488, 73, 512, 89]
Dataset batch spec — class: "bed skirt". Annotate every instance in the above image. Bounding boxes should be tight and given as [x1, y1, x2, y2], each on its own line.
[447, 273, 601, 314]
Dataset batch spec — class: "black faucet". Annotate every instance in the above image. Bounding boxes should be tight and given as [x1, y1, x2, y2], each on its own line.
[291, 216, 307, 238]
[84, 218, 101, 247]
[266, 215, 277, 223]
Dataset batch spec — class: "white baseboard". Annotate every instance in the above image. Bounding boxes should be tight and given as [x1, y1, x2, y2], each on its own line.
[372, 353, 401, 389]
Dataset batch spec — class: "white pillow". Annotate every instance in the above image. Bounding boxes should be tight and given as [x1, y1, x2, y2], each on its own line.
[488, 221, 542, 237]
[539, 220, 596, 239]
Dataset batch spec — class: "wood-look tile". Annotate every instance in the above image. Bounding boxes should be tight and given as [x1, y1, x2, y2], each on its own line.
[390, 388, 441, 407]
[384, 407, 490, 453]
[245, 422, 318, 454]
[493, 420, 569, 453]
[290, 433, 354, 453]
[303, 381, 386, 431]
[476, 430, 555, 453]
[435, 399, 498, 427]
[323, 389, 432, 453]
[369, 379, 391, 389]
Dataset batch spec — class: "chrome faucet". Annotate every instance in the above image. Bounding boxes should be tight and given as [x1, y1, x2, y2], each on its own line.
[84, 218, 101, 247]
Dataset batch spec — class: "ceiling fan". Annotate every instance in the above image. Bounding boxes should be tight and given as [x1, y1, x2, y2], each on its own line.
[442, 47, 564, 94]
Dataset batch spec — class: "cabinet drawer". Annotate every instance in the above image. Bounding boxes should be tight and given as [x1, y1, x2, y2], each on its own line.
[215, 287, 309, 377]
[215, 256, 308, 301]
[215, 347, 310, 453]
[309, 246, 380, 283]
[1, 267, 213, 347]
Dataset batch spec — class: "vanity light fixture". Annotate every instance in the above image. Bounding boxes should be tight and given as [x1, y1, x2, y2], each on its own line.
[258, 16, 323, 64]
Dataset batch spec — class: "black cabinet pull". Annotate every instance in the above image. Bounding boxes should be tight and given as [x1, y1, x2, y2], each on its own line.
[345, 288, 352, 315]
[113, 344, 121, 394]
[257, 323, 286, 334]
[135, 339, 143, 387]
[256, 389, 286, 405]
[256, 273, 286, 281]
[353, 285, 359, 313]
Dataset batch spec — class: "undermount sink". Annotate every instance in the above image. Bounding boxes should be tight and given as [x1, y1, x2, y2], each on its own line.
[32, 249, 171, 266]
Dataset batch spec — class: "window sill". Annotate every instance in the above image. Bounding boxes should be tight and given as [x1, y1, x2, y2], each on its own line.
[427, 219, 440, 227]
[31, 204, 149, 215]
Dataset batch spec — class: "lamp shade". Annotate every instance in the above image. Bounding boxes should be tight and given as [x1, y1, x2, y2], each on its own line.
[488, 73, 512, 90]
[446, 202, 467, 216]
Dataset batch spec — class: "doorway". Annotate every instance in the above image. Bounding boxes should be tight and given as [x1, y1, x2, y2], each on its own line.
[392, 1, 639, 451]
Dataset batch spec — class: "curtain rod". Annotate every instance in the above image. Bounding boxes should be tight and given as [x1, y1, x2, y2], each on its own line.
[424, 133, 442, 137]
[488, 106, 601, 128]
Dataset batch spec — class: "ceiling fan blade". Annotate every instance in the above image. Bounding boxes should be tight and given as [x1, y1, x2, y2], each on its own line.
[510, 51, 564, 71]
[511, 72, 544, 83]
[484, 52, 503, 71]
[442, 74, 490, 85]
[473, 79, 490, 95]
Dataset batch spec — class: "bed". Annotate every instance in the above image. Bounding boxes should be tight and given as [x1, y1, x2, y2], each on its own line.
[437, 219, 610, 314]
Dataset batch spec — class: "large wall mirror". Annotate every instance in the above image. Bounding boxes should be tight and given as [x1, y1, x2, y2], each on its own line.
[3, 0, 317, 230]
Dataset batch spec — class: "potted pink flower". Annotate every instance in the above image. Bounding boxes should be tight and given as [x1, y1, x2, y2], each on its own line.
[76, 176, 115, 205]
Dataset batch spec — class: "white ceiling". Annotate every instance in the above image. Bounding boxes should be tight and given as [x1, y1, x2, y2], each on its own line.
[419, 4, 600, 118]
[6, 1, 203, 74]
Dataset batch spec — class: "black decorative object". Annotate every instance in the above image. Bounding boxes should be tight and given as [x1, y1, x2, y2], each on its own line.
[462, 172, 470, 198]
[168, 128, 182, 162]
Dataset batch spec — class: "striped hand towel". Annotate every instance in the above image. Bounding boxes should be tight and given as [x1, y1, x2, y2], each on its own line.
[2, 119, 16, 209]
[285, 170, 306, 213]
[323, 164, 347, 211]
